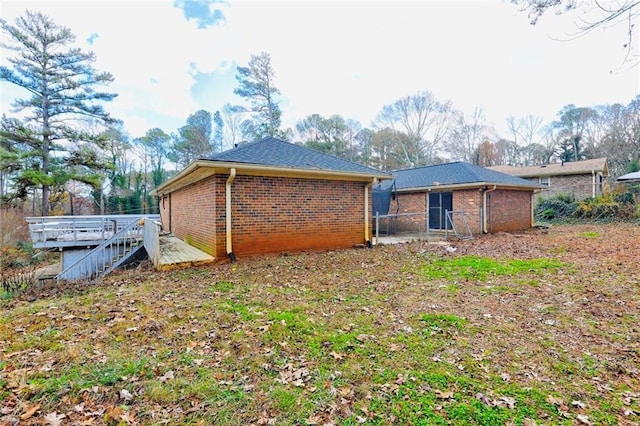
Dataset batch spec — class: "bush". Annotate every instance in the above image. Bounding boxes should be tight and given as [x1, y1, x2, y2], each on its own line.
[0, 207, 49, 296]
[534, 197, 578, 221]
[575, 192, 638, 220]
[535, 191, 639, 223]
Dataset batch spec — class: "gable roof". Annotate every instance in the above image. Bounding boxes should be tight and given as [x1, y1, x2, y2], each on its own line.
[154, 137, 392, 196]
[204, 137, 384, 175]
[488, 158, 608, 178]
[377, 161, 541, 192]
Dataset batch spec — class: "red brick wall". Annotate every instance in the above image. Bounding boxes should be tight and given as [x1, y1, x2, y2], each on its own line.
[388, 188, 533, 235]
[159, 176, 220, 255]
[452, 189, 483, 234]
[487, 189, 532, 233]
[394, 193, 426, 232]
[160, 174, 369, 258]
[229, 176, 366, 257]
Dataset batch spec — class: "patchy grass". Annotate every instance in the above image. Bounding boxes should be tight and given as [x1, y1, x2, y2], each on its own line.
[580, 231, 601, 238]
[1, 223, 640, 425]
[422, 255, 565, 281]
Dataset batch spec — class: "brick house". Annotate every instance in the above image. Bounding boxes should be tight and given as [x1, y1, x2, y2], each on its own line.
[153, 137, 392, 260]
[374, 162, 541, 235]
[488, 158, 608, 200]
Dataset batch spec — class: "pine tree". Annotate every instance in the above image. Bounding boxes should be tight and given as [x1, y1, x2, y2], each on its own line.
[0, 10, 116, 215]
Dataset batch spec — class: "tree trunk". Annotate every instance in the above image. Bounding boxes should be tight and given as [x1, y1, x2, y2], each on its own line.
[41, 184, 49, 216]
[42, 88, 51, 216]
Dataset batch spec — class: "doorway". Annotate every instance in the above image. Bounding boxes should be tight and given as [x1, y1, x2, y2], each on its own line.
[428, 192, 453, 230]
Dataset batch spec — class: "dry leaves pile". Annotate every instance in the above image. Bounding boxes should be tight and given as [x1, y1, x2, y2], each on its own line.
[1, 223, 639, 425]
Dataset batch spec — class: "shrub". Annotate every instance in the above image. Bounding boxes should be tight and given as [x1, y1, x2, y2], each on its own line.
[535, 191, 638, 222]
[534, 197, 577, 221]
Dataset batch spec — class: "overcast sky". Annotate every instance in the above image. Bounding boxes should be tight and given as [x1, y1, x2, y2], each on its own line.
[1, 0, 639, 141]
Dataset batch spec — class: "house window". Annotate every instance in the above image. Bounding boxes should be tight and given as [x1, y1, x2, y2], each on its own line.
[539, 176, 550, 186]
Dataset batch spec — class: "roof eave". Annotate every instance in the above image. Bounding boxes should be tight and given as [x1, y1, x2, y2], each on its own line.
[396, 182, 542, 193]
[515, 169, 607, 177]
[152, 160, 393, 196]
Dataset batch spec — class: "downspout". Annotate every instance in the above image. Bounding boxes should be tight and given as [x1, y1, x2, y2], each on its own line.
[592, 170, 596, 198]
[483, 185, 497, 234]
[226, 168, 236, 262]
[364, 178, 378, 248]
[531, 191, 537, 227]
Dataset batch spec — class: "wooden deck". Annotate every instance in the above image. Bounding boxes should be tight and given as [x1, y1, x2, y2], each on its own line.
[157, 235, 215, 270]
[35, 263, 62, 284]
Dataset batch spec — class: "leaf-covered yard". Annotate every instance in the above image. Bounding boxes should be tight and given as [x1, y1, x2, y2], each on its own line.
[1, 223, 639, 425]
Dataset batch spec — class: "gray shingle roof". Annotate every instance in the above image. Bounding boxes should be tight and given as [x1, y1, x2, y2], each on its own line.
[205, 137, 387, 176]
[378, 161, 541, 190]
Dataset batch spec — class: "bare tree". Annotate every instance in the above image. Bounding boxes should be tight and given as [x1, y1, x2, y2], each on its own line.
[505, 114, 551, 165]
[445, 107, 496, 164]
[375, 91, 453, 166]
[596, 99, 640, 177]
[221, 103, 245, 147]
[512, 0, 640, 66]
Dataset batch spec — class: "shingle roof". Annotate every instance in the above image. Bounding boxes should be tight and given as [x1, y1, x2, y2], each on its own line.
[205, 137, 387, 176]
[377, 161, 540, 191]
[487, 158, 608, 177]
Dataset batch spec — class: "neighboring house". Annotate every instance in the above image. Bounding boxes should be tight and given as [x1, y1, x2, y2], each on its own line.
[152, 137, 392, 260]
[488, 158, 608, 200]
[373, 162, 542, 235]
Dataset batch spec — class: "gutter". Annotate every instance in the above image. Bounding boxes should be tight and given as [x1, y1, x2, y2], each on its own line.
[226, 168, 236, 262]
[395, 182, 539, 193]
[483, 185, 497, 233]
[153, 160, 393, 196]
[364, 178, 377, 248]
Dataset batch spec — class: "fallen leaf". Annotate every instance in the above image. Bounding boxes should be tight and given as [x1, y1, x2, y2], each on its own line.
[105, 405, 123, 423]
[572, 400, 586, 409]
[500, 396, 516, 409]
[120, 410, 137, 424]
[476, 392, 491, 405]
[306, 414, 322, 425]
[436, 390, 454, 399]
[389, 343, 402, 351]
[20, 403, 40, 420]
[546, 395, 563, 406]
[44, 412, 66, 426]
[158, 370, 175, 382]
[576, 414, 592, 425]
[329, 351, 344, 360]
[120, 388, 134, 401]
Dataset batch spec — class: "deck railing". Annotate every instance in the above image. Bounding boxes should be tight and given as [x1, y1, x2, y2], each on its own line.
[56, 218, 146, 282]
[26, 214, 159, 249]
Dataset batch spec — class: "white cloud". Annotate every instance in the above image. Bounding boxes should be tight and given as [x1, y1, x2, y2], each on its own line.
[1, 0, 639, 140]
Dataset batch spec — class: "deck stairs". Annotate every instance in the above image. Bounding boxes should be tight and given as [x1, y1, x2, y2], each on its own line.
[56, 218, 145, 282]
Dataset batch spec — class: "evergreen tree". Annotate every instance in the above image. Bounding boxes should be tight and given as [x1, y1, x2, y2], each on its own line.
[233, 51, 284, 140]
[172, 110, 213, 167]
[0, 11, 117, 215]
